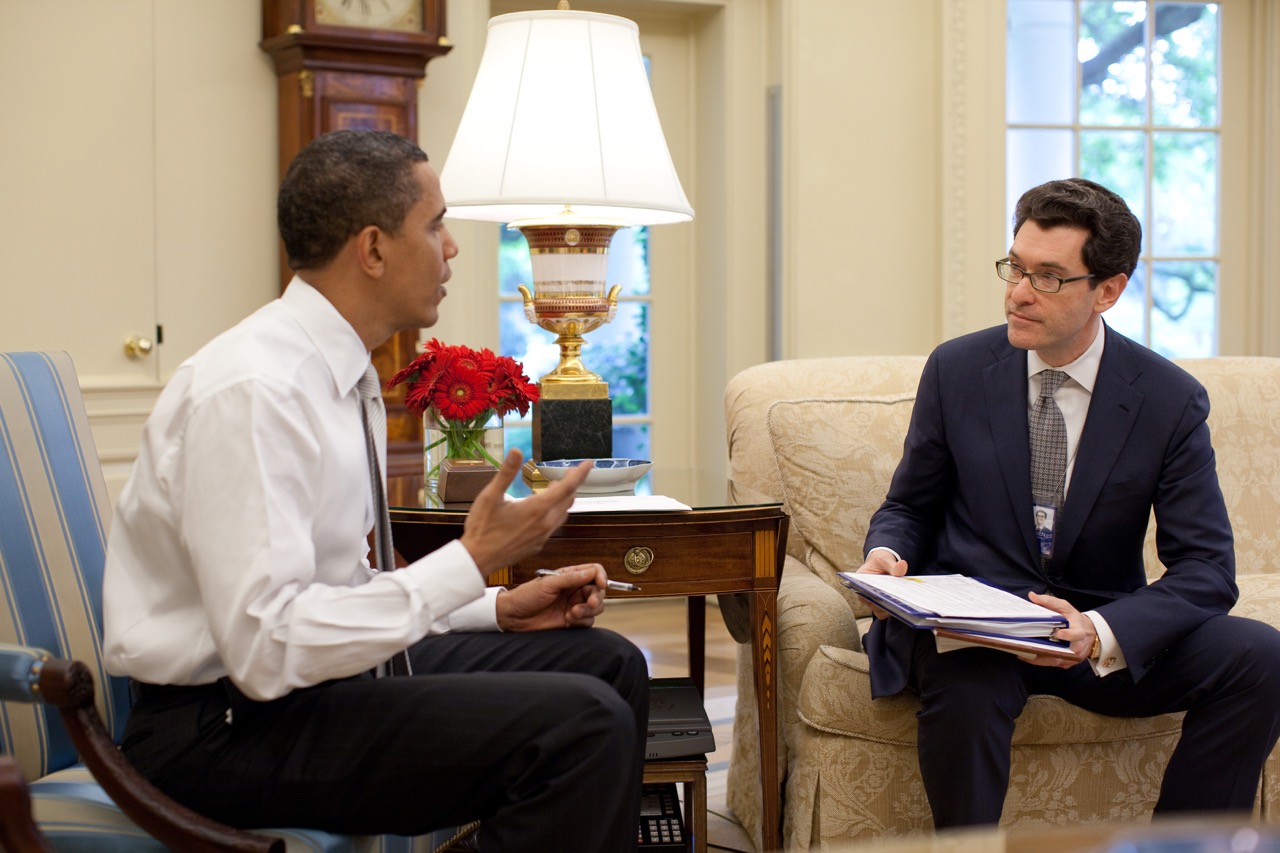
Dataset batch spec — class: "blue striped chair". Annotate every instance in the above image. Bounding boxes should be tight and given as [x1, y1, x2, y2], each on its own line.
[0, 352, 476, 853]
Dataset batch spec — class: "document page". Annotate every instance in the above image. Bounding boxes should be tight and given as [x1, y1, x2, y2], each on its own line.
[841, 573, 1057, 619]
[568, 495, 693, 513]
[934, 628, 1078, 660]
[838, 573, 1068, 637]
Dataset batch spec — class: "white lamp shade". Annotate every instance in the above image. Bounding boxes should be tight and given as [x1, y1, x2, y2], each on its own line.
[440, 10, 693, 226]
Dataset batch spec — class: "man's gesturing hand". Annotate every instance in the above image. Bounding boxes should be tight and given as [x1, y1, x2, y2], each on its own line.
[854, 549, 909, 621]
[459, 450, 593, 577]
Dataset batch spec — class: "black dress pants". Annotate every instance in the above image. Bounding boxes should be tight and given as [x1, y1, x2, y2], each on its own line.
[909, 614, 1280, 828]
[122, 627, 649, 852]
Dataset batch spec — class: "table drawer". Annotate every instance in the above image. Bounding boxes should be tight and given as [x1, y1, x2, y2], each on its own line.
[510, 530, 757, 595]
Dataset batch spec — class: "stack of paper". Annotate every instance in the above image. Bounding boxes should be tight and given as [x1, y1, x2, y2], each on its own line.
[568, 495, 693, 513]
[839, 572, 1077, 660]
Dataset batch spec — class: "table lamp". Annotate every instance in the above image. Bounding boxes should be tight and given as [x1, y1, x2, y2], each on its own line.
[440, 3, 693, 465]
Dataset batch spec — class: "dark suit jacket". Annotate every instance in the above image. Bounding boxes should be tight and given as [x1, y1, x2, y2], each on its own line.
[864, 324, 1237, 697]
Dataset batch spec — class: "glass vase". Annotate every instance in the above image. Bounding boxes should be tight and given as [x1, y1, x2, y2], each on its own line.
[423, 410, 505, 494]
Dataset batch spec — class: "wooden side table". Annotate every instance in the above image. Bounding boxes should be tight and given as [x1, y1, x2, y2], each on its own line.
[390, 502, 790, 852]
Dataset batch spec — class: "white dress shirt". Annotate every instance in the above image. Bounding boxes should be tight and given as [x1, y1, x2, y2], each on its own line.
[104, 278, 500, 700]
[1026, 322, 1126, 676]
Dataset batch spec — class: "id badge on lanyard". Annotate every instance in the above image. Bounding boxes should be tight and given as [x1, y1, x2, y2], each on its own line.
[1033, 503, 1058, 560]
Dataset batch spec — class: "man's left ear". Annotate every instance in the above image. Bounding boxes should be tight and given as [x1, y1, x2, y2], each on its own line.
[1094, 273, 1127, 314]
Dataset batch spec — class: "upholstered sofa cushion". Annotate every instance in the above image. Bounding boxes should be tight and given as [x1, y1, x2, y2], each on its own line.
[724, 356, 928, 560]
[1233, 573, 1280, 623]
[798, 644, 1185, 746]
[1143, 357, 1280, 578]
[766, 395, 915, 616]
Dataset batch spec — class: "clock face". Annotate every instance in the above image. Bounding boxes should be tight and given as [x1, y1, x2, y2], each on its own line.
[315, 0, 423, 33]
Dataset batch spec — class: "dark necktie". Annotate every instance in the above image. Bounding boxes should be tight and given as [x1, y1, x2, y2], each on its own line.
[358, 365, 412, 677]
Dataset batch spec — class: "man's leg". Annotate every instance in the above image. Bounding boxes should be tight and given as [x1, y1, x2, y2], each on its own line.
[123, 627, 648, 852]
[407, 626, 650, 850]
[909, 631, 1030, 827]
[1042, 614, 1280, 813]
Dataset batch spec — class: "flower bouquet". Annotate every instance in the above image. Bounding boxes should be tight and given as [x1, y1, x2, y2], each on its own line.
[387, 339, 540, 489]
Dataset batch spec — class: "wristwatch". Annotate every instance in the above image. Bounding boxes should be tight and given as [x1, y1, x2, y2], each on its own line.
[1089, 634, 1101, 660]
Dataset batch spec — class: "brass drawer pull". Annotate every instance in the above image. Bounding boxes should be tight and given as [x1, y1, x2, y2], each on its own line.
[624, 546, 654, 574]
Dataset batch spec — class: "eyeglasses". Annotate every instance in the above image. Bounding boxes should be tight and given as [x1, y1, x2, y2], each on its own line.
[995, 258, 1097, 294]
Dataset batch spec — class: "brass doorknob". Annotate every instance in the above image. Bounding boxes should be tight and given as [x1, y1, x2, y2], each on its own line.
[124, 336, 155, 359]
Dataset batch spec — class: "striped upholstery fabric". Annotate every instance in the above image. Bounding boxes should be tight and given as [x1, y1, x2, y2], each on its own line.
[0, 353, 471, 853]
[0, 351, 127, 778]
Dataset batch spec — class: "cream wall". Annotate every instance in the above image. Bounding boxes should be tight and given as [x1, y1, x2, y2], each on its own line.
[781, 0, 947, 356]
[2, 0, 1276, 503]
[0, 0, 280, 496]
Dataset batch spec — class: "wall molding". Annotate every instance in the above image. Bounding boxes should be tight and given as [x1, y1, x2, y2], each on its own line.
[940, 0, 1007, 339]
[1249, 0, 1280, 354]
[83, 385, 158, 506]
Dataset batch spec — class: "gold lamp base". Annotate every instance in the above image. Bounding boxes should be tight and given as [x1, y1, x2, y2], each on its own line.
[515, 284, 621, 389]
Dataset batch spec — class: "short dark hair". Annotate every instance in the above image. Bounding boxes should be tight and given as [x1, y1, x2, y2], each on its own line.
[1012, 178, 1141, 282]
[277, 130, 429, 271]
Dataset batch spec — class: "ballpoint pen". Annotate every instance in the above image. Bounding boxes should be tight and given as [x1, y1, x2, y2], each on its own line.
[535, 568, 640, 592]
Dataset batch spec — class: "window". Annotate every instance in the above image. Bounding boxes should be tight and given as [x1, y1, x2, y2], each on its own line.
[1007, 1, 1221, 357]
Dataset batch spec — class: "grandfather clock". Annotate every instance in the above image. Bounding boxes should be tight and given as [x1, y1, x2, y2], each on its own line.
[260, 0, 452, 505]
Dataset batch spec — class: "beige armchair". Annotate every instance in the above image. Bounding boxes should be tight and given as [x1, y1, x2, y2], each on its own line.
[723, 355, 1280, 851]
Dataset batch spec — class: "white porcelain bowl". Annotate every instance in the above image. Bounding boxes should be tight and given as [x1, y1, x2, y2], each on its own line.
[535, 458, 653, 494]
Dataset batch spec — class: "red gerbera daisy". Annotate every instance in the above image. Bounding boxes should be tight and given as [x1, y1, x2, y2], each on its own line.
[430, 363, 491, 421]
[386, 340, 539, 424]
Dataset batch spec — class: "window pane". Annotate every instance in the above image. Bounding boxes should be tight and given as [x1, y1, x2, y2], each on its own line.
[499, 300, 559, 388]
[1150, 260, 1216, 356]
[1152, 131, 1216, 255]
[505, 422, 533, 460]
[1007, 0, 1076, 125]
[612, 423, 651, 466]
[1080, 129, 1146, 223]
[1007, 0, 1221, 359]
[1007, 128, 1074, 228]
[1108, 262, 1148, 342]
[1080, 1, 1148, 126]
[608, 227, 651, 297]
[498, 227, 531, 297]
[1151, 4, 1218, 128]
[589, 301, 649, 417]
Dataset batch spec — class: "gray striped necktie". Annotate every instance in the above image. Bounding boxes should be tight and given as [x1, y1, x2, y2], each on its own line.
[357, 365, 412, 677]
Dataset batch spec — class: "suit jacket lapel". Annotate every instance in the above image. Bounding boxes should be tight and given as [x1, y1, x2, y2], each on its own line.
[983, 341, 1042, 566]
[1051, 326, 1145, 568]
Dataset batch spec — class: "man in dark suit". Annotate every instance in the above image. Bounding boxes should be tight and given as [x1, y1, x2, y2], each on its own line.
[856, 177, 1280, 827]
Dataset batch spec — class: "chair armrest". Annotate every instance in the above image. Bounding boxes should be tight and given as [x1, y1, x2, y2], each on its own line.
[15, 648, 284, 853]
[778, 561, 862, 716]
[0, 755, 54, 853]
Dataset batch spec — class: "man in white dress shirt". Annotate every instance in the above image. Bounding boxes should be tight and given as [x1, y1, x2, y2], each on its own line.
[103, 130, 648, 851]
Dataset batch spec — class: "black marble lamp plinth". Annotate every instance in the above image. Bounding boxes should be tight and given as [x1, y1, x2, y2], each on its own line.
[533, 397, 613, 461]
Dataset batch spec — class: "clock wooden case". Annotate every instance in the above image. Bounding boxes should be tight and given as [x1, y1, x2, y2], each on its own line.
[261, 0, 452, 505]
